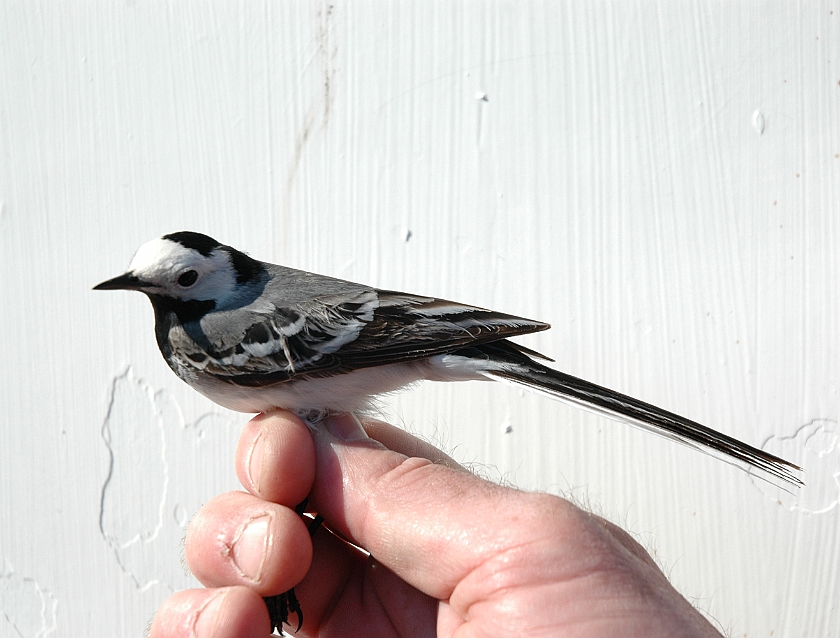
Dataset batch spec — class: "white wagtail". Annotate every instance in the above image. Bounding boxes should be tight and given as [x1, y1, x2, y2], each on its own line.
[95, 231, 801, 486]
[95, 231, 801, 633]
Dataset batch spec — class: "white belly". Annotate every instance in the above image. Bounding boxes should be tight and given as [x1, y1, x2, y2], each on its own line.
[186, 359, 433, 413]
[180, 353, 505, 414]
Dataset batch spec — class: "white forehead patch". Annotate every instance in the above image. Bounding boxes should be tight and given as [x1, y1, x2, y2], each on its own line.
[129, 238, 202, 280]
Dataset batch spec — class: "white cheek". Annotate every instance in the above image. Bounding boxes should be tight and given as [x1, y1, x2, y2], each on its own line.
[182, 258, 237, 303]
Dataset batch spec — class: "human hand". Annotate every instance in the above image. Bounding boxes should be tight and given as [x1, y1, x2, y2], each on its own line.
[150, 410, 723, 638]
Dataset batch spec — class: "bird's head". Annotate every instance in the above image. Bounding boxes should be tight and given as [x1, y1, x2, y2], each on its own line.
[94, 231, 264, 308]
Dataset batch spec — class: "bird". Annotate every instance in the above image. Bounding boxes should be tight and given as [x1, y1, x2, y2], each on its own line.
[94, 231, 802, 630]
[94, 231, 802, 483]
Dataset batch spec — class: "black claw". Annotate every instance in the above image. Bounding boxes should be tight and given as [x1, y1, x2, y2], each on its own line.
[264, 589, 303, 634]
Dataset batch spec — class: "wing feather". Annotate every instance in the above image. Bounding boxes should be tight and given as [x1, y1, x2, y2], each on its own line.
[169, 287, 549, 386]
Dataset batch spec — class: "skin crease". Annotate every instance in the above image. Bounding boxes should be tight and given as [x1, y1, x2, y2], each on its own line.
[149, 411, 724, 638]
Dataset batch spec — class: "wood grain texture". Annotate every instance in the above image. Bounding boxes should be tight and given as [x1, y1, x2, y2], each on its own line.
[0, 1, 837, 635]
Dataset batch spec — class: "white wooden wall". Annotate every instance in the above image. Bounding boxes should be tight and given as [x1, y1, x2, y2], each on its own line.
[1, 2, 837, 636]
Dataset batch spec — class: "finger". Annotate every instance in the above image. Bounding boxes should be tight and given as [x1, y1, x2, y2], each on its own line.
[234, 412, 461, 508]
[149, 587, 270, 638]
[185, 491, 312, 595]
[234, 412, 441, 635]
[235, 411, 315, 505]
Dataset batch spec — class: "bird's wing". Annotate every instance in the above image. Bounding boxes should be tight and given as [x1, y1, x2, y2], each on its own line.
[171, 288, 549, 385]
[335, 291, 550, 366]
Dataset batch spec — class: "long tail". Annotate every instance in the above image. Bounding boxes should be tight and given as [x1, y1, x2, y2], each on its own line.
[471, 341, 803, 487]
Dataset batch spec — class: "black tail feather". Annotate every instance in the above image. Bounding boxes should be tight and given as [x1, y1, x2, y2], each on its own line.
[472, 341, 803, 487]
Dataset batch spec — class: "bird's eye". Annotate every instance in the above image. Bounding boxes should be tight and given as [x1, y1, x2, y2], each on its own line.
[177, 270, 198, 287]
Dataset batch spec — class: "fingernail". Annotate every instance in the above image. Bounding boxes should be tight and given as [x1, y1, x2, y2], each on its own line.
[246, 428, 265, 492]
[192, 589, 227, 637]
[228, 513, 271, 582]
[324, 412, 369, 442]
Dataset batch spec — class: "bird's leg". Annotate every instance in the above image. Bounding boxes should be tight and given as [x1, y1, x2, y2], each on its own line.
[263, 498, 324, 635]
[264, 410, 332, 634]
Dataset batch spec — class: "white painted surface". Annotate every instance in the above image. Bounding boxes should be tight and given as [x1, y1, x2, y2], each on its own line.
[0, 2, 837, 636]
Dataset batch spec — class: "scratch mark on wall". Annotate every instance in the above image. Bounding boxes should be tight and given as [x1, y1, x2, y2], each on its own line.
[754, 419, 839, 513]
[316, 2, 338, 129]
[283, 1, 340, 214]
[0, 558, 57, 638]
[476, 92, 489, 148]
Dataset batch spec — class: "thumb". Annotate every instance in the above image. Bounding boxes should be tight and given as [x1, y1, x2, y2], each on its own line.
[308, 413, 547, 600]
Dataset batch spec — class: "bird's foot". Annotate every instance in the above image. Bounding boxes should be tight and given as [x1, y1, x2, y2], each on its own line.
[293, 408, 330, 426]
[263, 500, 325, 635]
[265, 590, 303, 635]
